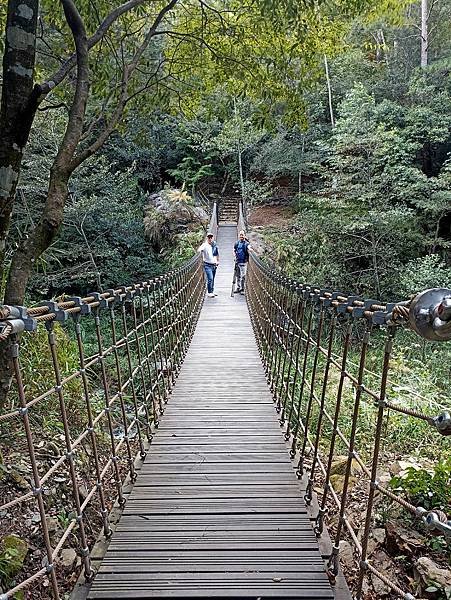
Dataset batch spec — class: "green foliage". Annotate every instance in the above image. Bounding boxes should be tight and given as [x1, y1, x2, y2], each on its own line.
[265, 61, 451, 299]
[0, 535, 28, 588]
[168, 156, 214, 192]
[398, 255, 451, 297]
[17, 325, 82, 416]
[11, 113, 164, 298]
[389, 458, 451, 512]
[242, 179, 273, 208]
[162, 230, 205, 267]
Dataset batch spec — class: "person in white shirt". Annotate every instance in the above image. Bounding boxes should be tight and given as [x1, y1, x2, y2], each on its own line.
[198, 233, 219, 297]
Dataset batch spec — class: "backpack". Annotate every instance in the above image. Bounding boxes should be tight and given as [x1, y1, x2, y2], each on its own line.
[212, 241, 219, 257]
[234, 240, 249, 263]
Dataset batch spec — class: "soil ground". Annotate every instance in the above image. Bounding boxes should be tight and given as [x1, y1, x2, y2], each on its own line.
[248, 204, 295, 228]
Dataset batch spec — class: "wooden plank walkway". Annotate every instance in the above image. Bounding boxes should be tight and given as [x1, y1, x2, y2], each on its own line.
[88, 225, 335, 599]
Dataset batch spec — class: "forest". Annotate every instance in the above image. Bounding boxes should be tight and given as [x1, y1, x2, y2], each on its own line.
[0, 0, 450, 599]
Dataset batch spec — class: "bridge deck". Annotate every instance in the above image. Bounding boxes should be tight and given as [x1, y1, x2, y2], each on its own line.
[88, 225, 334, 599]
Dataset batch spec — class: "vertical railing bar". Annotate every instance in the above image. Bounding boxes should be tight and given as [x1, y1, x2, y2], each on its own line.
[45, 321, 92, 579]
[119, 301, 147, 455]
[146, 283, 166, 411]
[92, 305, 126, 505]
[276, 280, 291, 417]
[305, 311, 337, 505]
[136, 288, 160, 429]
[355, 326, 396, 599]
[314, 317, 353, 537]
[280, 283, 299, 425]
[290, 300, 314, 459]
[72, 312, 111, 537]
[108, 303, 137, 482]
[285, 292, 306, 441]
[327, 320, 372, 579]
[297, 304, 325, 476]
[130, 296, 153, 443]
[10, 335, 61, 599]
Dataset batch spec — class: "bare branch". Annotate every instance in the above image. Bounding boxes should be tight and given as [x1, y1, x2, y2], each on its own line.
[57, 0, 90, 166]
[70, 0, 179, 170]
[37, 0, 158, 100]
[38, 102, 69, 113]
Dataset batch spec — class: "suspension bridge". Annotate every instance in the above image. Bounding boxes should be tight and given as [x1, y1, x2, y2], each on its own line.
[0, 199, 449, 600]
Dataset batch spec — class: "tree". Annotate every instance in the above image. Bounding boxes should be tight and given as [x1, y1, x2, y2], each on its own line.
[0, 0, 411, 305]
[421, 0, 429, 67]
[0, 0, 169, 295]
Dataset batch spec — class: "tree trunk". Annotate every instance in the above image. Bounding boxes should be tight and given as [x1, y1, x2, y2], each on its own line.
[0, 0, 39, 294]
[298, 136, 305, 194]
[4, 0, 89, 306]
[421, 0, 428, 68]
[233, 97, 245, 200]
[5, 170, 70, 305]
[220, 171, 230, 195]
[324, 54, 335, 129]
[237, 141, 245, 200]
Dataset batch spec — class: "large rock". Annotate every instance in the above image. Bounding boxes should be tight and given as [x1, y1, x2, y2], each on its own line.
[369, 549, 401, 596]
[57, 548, 78, 569]
[247, 230, 273, 259]
[385, 520, 425, 555]
[415, 556, 451, 594]
[329, 456, 363, 494]
[144, 188, 208, 251]
[338, 540, 355, 570]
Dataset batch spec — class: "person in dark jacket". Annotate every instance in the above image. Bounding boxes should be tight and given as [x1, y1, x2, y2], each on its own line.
[233, 230, 250, 294]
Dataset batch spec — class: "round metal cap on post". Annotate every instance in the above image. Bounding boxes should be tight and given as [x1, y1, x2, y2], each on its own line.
[409, 288, 451, 341]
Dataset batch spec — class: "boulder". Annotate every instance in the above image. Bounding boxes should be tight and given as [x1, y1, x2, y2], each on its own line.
[57, 548, 78, 569]
[247, 230, 272, 258]
[45, 516, 59, 534]
[369, 549, 401, 596]
[338, 540, 355, 570]
[415, 556, 451, 595]
[329, 456, 363, 494]
[144, 188, 209, 251]
[385, 520, 425, 555]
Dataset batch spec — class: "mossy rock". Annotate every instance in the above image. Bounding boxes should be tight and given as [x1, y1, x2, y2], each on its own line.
[330, 473, 357, 494]
[330, 456, 362, 476]
[0, 535, 28, 585]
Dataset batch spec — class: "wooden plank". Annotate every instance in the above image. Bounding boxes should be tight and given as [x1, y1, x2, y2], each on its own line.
[87, 225, 342, 600]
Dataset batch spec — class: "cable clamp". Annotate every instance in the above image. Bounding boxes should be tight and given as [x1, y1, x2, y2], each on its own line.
[0, 305, 37, 331]
[433, 411, 451, 436]
[67, 296, 91, 316]
[88, 292, 109, 309]
[38, 301, 68, 322]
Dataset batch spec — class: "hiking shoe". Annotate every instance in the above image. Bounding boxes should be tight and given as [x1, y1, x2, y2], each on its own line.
[207, 292, 215, 298]
[213, 292, 218, 296]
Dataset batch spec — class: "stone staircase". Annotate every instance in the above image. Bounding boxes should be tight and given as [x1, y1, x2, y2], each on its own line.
[219, 197, 239, 223]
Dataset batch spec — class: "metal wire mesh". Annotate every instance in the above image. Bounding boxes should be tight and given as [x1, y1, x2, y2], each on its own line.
[0, 256, 204, 599]
[246, 253, 450, 600]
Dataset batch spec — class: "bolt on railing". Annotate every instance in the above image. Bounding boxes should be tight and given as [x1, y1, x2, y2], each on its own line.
[0, 253, 205, 599]
[246, 253, 451, 600]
